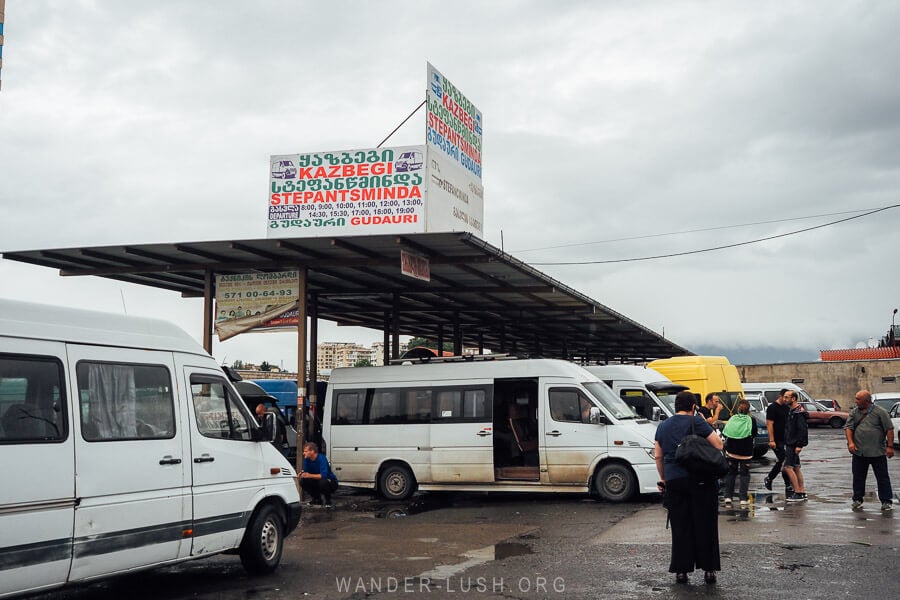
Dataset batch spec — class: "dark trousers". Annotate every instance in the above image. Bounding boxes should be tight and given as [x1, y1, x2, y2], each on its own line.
[724, 457, 750, 501]
[767, 445, 792, 488]
[666, 476, 721, 573]
[301, 477, 338, 502]
[851, 454, 894, 503]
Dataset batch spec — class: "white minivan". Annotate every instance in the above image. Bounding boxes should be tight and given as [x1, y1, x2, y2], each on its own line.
[0, 300, 301, 599]
[584, 364, 686, 422]
[322, 358, 660, 503]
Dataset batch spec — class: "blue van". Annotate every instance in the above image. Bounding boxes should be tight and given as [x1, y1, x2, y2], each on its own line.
[250, 379, 327, 447]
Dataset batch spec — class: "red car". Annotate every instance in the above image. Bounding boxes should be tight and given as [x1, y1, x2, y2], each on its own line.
[800, 402, 848, 428]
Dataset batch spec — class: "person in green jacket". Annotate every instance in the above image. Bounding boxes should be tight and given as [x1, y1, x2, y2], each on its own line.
[722, 400, 755, 507]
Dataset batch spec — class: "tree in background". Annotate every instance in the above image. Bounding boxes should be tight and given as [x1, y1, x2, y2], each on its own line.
[354, 358, 373, 367]
[259, 361, 273, 372]
[232, 359, 245, 369]
[407, 337, 453, 353]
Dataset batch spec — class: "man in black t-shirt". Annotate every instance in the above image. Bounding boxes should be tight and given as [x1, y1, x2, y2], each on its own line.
[764, 389, 792, 495]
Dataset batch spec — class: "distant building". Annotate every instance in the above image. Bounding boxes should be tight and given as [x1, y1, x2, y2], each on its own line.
[370, 341, 409, 365]
[317, 341, 384, 371]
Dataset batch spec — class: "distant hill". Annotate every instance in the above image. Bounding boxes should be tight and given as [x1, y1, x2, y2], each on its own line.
[690, 345, 819, 365]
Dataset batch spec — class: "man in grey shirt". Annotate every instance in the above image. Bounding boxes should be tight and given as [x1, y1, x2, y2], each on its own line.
[845, 389, 895, 511]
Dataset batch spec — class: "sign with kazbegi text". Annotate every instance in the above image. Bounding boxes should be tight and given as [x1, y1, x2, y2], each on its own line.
[267, 63, 483, 239]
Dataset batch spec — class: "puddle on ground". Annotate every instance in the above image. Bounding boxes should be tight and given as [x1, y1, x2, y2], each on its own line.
[493, 542, 533, 559]
[416, 541, 533, 581]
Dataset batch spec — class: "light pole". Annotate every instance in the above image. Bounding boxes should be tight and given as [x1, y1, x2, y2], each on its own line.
[892, 308, 898, 347]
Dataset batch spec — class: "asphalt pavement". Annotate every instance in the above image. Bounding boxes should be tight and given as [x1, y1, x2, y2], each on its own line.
[21, 427, 900, 600]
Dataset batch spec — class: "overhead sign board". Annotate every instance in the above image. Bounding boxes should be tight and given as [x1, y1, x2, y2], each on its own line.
[268, 146, 426, 237]
[425, 62, 484, 237]
[267, 63, 483, 239]
[214, 271, 299, 339]
[400, 249, 430, 282]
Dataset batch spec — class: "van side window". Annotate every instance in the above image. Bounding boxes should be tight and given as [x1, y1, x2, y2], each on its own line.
[620, 389, 653, 419]
[549, 388, 593, 423]
[434, 388, 490, 421]
[190, 376, 252, 441]
[334, 391, 365, 425]
[369, 388, 432, 424]
[76, 362, 175, 441]
[0, 354, 67, 443]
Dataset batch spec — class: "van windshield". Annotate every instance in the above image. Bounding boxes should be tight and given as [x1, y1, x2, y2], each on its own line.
[584, 382, 637, 420]
[655, 391, 678, 415]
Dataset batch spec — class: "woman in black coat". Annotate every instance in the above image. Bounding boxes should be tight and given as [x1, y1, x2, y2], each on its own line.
[654, 390, 724, 585]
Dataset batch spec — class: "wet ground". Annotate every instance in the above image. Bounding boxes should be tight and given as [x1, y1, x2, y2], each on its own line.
[21, 428, 900, 599]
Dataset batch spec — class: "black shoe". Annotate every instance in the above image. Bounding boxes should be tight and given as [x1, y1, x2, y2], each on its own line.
[704, 571, 717, 584]
[764, 477, 772, 491]
[675, 573, 688, 584]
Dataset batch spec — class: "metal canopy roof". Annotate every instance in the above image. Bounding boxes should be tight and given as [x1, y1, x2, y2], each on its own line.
[1, 232, 690, 362]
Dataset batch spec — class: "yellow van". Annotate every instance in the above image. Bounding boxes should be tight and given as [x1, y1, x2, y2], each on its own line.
[645, 356, 744, 420]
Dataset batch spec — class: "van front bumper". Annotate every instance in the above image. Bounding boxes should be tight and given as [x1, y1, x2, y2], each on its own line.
[634, 463, 662, 495]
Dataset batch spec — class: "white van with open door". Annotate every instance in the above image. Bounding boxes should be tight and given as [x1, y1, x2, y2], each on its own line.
[322, 358, 660, 503]
[0, 300, 301, 599]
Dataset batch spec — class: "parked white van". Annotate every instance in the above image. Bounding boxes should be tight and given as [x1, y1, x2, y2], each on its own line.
[322, 358, 660, 503]
[0, 300, 301, 599]
[742, 382, 819, 409]
[584, 365, 686, 422]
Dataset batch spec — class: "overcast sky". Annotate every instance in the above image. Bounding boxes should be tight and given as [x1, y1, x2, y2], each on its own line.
[2, 1, 899, 367]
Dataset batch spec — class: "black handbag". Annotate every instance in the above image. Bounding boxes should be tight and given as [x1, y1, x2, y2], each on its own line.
[675, 418, 729, 478]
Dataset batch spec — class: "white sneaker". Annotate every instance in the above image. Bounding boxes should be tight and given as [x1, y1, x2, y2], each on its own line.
[739, 499, 749, 507]
[723, 497, 732, 505]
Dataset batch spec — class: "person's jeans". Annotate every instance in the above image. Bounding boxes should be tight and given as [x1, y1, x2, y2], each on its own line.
[724, 457, 750, 501]
[767, 445, 791, 487]
[301, 478, 339, 503]
[851, 454, 894, 503]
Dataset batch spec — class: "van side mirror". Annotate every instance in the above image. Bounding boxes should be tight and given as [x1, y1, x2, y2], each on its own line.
[263, 412, 277, 443]
[589, 406, 603, 425]
[651, 406, 662, 421]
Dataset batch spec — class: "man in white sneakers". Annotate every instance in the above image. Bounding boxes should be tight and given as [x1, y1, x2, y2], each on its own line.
[783, 391, 809, 502]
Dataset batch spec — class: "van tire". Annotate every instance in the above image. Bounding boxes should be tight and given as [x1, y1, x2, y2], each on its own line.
[239, 504, 284, 575]
[594, 463, 636, 502]
[378, 464, 416, 501]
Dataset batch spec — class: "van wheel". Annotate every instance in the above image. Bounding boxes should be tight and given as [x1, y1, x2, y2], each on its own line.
[595, 463, 636, 502]
[379, 464, 416, 501]
[829, 416, 844, 428]
[239, 505, 284, 575]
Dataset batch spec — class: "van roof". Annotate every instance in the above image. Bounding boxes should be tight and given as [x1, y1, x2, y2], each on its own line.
[584, 364, 674, 386]
[0, 298, 207, 355]
[742, 382, 805, 392]
[329, 358, 599, 385]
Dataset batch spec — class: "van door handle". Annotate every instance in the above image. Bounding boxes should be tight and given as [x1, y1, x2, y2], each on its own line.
[546, 430, 562, 437]
[193, 454, 215, 463]
[159, 456, 182, 465]
[476, 430, 492, 437]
